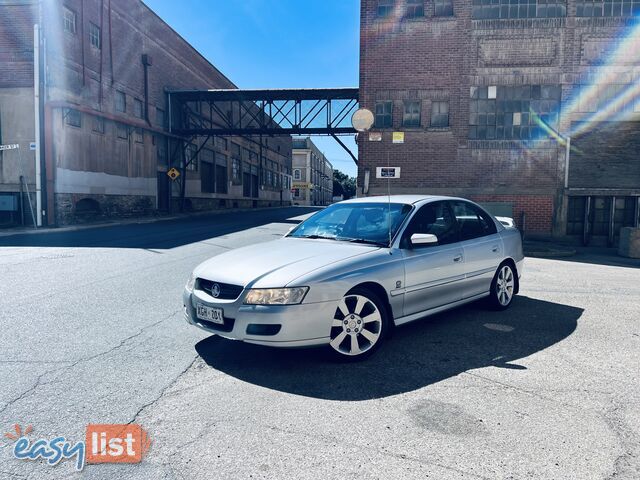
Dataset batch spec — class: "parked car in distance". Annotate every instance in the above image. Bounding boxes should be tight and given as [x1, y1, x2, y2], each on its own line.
[183, 195, 524, 360]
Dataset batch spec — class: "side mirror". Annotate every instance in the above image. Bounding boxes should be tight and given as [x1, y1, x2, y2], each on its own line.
[410, 233, 438, 247]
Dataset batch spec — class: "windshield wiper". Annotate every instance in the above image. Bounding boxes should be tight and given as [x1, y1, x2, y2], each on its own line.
[296, 234, 338, 241]
[343, 238, 388, 247]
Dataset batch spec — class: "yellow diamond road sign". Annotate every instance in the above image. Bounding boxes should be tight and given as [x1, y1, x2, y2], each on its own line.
[167, 168, 180, 181]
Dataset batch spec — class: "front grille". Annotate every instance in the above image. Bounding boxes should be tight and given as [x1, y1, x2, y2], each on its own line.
[196, 279, 243, 300]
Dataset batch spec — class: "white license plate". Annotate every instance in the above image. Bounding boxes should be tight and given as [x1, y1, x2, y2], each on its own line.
[196, 303, 224, 324]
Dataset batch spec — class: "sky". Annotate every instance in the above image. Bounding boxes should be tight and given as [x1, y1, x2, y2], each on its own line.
[144, 0, 361, 177]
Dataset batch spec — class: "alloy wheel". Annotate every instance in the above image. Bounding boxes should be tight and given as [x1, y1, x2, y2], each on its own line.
[330, 294, 383, 357]
[496, 265, 515, 306]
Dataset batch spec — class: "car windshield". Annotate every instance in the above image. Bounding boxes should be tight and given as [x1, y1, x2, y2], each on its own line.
[288, 202, 413, 247]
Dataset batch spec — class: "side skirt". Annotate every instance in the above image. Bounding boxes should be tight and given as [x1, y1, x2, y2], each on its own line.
[393, 292, 490, 327]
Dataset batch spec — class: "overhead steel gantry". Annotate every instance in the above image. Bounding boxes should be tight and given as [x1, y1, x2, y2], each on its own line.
[167, 87, 360, 164]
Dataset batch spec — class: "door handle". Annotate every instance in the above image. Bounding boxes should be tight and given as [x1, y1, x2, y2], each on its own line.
[491, 245, 499, 252]
[453, 254, 463, 262]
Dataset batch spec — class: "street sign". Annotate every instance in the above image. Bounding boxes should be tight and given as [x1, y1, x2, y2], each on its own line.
[392, 132, 404, 144]
[376, 167, 401, 179]
[29, 142, 36, 151]
[0, 144, 19, 151]
[369, 132, 382, 142]
[167, 168, 180, 181]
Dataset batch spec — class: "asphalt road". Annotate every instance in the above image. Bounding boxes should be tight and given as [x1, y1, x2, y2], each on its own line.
[0, 208, 639, 479]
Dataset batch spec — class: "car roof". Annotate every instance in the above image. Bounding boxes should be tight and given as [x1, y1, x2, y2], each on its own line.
[338, 195, 465, 205]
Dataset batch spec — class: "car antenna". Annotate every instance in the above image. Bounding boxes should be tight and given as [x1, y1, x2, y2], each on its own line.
[387, 152, 392, 248]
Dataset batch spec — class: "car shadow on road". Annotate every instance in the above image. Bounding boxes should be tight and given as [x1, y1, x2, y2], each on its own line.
[195, 296, 583, 401]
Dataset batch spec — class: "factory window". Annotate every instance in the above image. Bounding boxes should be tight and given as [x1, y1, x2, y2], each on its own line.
[469, 85, 561, 140]
[156, 108, 165, 128]
[378, 0, 395, 17]
[232, 158, 242, 183]
[215, 136, 227, 151]
[200, 153, 215, 193]
[63, 7, 76, 34]
[406, 0, 424, 17]
[89, 23, 101, 49]
[231, 142, 241, 159]
[92, 116, 105, 134]
[133, 99, 144, 119]
[115, 91, 126, 113]
[576, 0, 640, 16]
[186, 145, 198, 172]
[472, 0, 566, 19]
[375, 101, 393, 128]
[430, 101, 449, 127]
[435, 0, 454, 16]
[116, 123, 128, 140]
[63, 108, 81, 128]
[293, 169, 301, 180]
[566, 197, 586, 235]
[403, 101, 421, 127]
[134, 128, 144, 144]
[216, 153, 228, 194]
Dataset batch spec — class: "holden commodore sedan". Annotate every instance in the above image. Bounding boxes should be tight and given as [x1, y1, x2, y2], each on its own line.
[183, 195, 524, 360]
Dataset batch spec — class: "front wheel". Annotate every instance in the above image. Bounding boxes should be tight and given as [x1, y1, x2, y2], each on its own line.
[328, 288, 388, 361]
[489, 263, 516, 310]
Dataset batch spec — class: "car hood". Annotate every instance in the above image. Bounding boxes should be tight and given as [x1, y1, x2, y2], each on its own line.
[194, 237, 380, 288]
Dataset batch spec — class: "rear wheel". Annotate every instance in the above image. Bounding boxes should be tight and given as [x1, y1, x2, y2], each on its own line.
[328, 288, 388, 361]
[489, 263, 516, 310]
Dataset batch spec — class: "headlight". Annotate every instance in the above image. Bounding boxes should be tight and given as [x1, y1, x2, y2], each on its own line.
[243, 287, 309, 305]
[185, 273, 196, 292]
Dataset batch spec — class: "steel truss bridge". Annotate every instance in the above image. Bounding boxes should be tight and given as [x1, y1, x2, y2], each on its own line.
[167, 87, 360, 163]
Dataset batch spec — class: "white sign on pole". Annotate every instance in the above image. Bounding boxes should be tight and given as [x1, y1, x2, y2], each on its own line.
[29, 142, 36, 151]
[376, 167, 401, 179]
[0, 144, 20, 151]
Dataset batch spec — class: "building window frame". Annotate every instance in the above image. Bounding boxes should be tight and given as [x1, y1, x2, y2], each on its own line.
[89, 22, 101, 49]
[133, 98, 144, 119]
[377, 0, 395, 17]
[92, 116, 105, 134]
[63, 6, 77, 34]
[406, 0, 425, 17]
[375, 101, 393, 129]
[430, 101, 450, 128]
[472, 0, 566, 19]
[63, 108, 81, 128]
[434, 0, 454, 16]
[115, 90, 126, 113]
[116, 123, 128, 140]
[402, 100, 421, 128]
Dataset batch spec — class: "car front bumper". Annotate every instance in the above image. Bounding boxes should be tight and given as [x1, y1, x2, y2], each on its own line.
[183, 288, 336, 347]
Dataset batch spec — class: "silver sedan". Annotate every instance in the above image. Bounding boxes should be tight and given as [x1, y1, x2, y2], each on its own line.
[183, 195, 524, 360]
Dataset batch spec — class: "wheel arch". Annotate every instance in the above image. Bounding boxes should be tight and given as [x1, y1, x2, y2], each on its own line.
[499, 257, 520, 294]
[346, 281, 396, 332]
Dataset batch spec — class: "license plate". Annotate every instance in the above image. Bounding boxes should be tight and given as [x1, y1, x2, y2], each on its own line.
[196, 303, 224, 324]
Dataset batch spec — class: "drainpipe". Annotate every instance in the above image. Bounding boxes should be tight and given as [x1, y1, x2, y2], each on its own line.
[563, 136, 571, 189]
[34, 23, 42, 226]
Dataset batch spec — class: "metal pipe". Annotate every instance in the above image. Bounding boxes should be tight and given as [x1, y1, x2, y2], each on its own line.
[564, 136, 571, 189]
[33, 23, 42, 226]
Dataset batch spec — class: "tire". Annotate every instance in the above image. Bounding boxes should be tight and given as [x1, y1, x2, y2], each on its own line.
[328, 287, 389, 361]
[488, 263, 516, 310]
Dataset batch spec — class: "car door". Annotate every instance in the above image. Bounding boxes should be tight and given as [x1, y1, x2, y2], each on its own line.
[449, 200, 502, 299]
[400, 201, 465, 317]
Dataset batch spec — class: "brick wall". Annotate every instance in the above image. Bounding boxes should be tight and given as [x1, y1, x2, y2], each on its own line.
[0, 2, 35, 88]
[359, 0, 640, 237]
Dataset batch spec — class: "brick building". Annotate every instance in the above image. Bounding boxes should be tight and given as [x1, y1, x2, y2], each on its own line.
[358, 0, 640, 244]
[0, 0, 292, 227]
[292, 137, 333, 206]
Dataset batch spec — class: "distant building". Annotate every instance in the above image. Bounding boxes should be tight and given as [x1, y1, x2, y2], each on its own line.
[0, 0, 291, 227]
[292, 138, 333, 206]
[359, 0, 640, 245]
